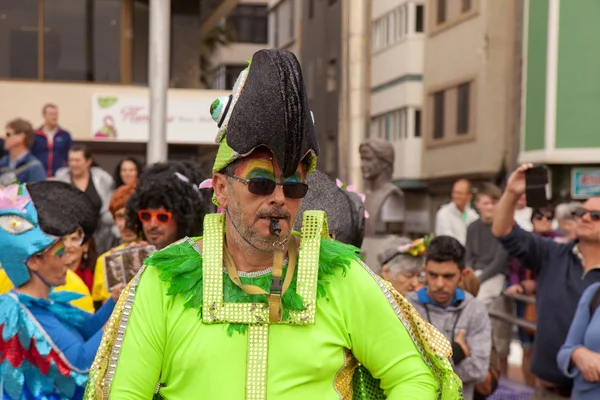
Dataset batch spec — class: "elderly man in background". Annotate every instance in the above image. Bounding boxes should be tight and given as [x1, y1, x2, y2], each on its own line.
[435, 179, 479, 245]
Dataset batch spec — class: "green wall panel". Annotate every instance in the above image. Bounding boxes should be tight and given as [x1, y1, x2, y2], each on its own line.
[523, 0, 548, 151]
[555, 0, 600, 148]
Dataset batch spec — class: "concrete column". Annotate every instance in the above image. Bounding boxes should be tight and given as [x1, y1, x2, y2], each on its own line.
[339, 0, 370, 191]
[147, 0, 171, 164]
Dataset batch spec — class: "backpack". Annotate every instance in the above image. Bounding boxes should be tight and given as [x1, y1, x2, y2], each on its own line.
[588, 285, 600, 316]
[0, 159, 43, 187]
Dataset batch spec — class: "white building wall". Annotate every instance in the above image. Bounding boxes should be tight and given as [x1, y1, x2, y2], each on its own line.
[370, 0, 425, 180]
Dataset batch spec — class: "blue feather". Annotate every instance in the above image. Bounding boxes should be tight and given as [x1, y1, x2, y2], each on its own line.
[1, 359, 24, 400]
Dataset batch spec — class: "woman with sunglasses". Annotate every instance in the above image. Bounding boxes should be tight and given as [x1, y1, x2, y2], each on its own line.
[0, 181, 122, 400]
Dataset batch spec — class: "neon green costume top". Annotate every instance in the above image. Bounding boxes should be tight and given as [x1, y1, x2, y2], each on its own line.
[85, 212, 462, 399]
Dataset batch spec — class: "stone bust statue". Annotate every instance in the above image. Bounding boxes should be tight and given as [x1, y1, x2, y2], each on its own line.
[359, 139, 405, 236]
[359, 139, 405, 274]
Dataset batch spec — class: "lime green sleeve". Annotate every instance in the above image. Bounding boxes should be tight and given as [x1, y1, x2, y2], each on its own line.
[109, 266, 167, 398]
[340, 261, 439, 399]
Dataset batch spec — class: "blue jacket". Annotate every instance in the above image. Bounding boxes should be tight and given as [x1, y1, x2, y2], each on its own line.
[0, 152, 46, 184]
[30, 127, 73, 177]
[557, 282, 600, 400]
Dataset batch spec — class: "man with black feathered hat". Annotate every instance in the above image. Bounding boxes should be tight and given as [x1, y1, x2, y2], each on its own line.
[88, 49, 462, 399]
[0, 181, 122, 399]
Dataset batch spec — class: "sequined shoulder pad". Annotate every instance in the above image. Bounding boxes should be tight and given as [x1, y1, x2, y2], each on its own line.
[85, 265, 148, 400]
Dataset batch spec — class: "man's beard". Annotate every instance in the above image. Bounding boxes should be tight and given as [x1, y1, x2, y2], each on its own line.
[227, 197, 290, 253]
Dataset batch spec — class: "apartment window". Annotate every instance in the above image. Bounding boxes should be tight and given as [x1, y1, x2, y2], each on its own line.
[457, 82, 470, 134]
[415, 4, 424, 33]
[0, 0, 39, 79]
[436, 0, 446, 24]
[213, 64, 246, 90]
[433, 91, 445, 139]
[308, 0, 314, 19]
[0, 0, 207, 85]
[414, 109, 422, 137]
[372, 4, 411, 53]
[462, 0, 472, 12]
[229, 5, 268, 44]
[326, 59, 337, 93]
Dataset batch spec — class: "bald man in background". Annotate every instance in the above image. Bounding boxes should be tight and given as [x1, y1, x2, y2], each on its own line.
[435, 179, 479, 245]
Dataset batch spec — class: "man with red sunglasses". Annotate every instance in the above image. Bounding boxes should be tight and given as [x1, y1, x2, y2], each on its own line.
[124, 160, 210, 251]
[87, 49, 461, 399]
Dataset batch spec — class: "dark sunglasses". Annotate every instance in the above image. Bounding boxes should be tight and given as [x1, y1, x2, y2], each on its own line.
[138, 209, 172, 224]
[224, 174, 308, 199]
[572, 207, 600, 221]
[533, 212, 554, 221]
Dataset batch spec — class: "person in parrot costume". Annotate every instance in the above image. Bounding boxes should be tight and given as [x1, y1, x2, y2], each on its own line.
[0, 181, 120, 399]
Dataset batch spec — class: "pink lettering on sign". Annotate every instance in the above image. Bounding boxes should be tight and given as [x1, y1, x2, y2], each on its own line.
[121, 107, 149, 123]
[120, 106, 175, 123]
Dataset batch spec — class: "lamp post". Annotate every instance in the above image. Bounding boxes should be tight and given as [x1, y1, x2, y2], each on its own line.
[147, 0, 171, 164]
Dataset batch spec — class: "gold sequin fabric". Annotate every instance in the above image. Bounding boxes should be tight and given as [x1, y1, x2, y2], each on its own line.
[357, 261, 463, 400]
[334, 348, 359, 399]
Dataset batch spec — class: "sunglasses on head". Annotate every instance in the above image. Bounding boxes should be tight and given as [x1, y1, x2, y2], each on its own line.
[138, 209, 172, 224]
[533, 212, 554, 221]
[572, 207, 600, 221]
[224, 174, 308, 199]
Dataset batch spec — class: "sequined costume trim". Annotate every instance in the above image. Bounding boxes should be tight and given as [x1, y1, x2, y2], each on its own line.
[202, 211, 328, 397]
[201, 212, 326, 326]
[84, 264, 147, 400]
[356, 260, 462, 400]
[333, 348, 359, 399]
[6, 291, 88, 374]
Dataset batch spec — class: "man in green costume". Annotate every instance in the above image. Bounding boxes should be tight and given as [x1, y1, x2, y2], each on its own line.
[85, 49, 462, 400]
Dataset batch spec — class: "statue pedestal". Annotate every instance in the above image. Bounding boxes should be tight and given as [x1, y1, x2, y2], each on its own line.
[362, 235, 396, 275]
[361, 186, 405, 274]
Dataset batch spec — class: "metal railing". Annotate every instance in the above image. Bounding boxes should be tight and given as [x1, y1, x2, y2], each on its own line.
[488, 292, 537, 333]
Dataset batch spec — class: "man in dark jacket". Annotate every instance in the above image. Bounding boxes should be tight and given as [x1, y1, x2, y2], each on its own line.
[0, 119, 46, 186]
[30, 103, 73, 177]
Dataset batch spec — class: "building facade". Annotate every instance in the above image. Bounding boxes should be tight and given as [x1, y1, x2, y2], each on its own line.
[519, 0, 600, 202]
[370, 0, 426, 233]
[301, 0, 341, 177]
[421, 0, 523, 225]
[0, 0, 267, 174]
[268, 0, 301, 57]
[211, 0, 269, 91]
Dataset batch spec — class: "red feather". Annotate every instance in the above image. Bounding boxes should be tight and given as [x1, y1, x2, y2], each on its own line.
[0, 323, 72, 377]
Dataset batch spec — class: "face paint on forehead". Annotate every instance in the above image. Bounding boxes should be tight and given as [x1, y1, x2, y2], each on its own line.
[47, 240, 66, 258]
[235, 156, 275, 179]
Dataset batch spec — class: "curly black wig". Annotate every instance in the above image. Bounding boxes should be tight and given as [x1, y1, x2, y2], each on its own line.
[27, 181, 99, 241]
[126, 160, 213, 240]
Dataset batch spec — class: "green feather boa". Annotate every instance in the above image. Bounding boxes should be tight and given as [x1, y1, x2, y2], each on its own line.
[144, 236, 361, 335]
